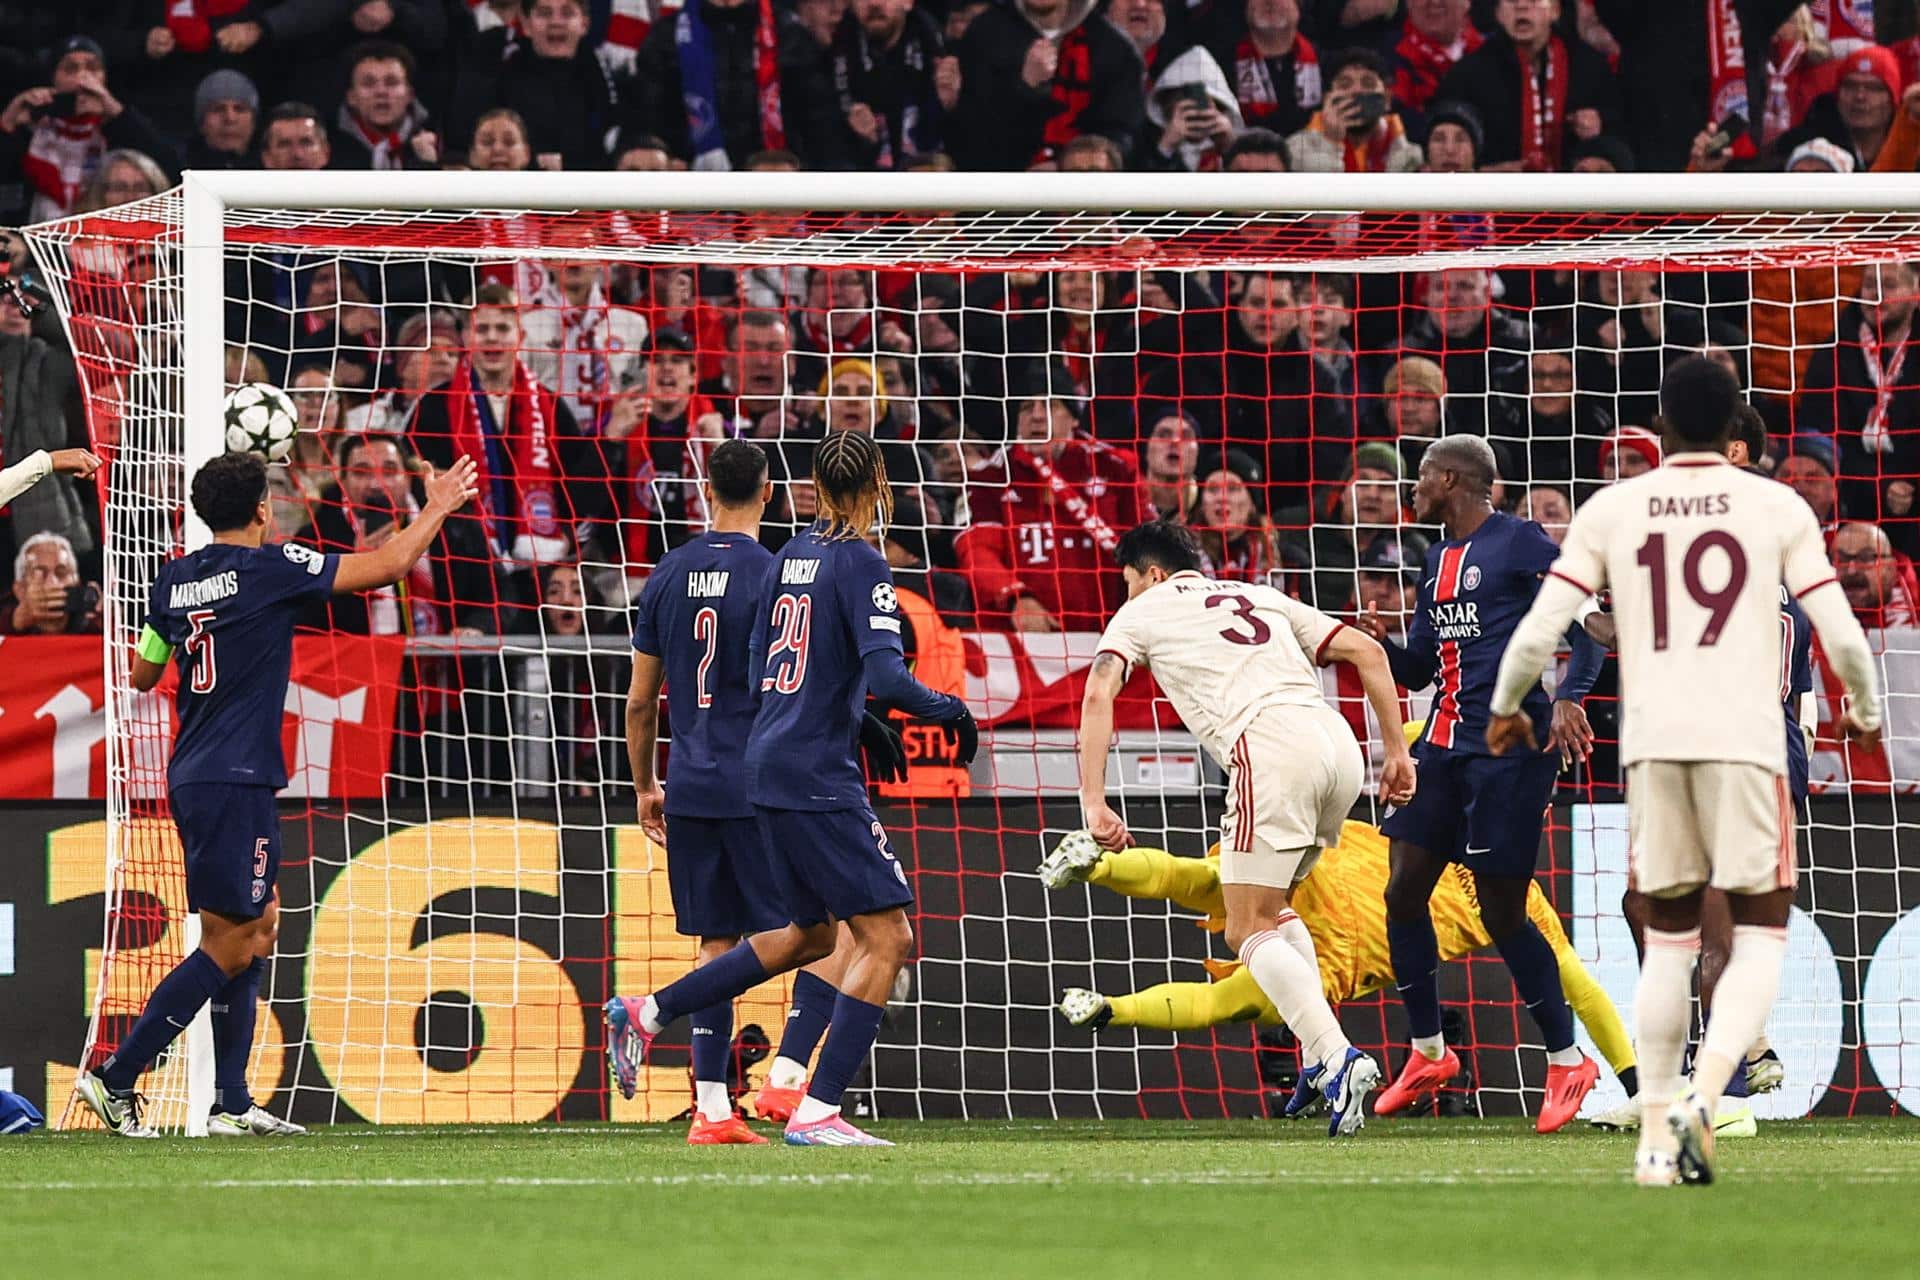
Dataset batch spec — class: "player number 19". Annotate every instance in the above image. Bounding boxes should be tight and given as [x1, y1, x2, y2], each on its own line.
[1634, 530, 1748, 650]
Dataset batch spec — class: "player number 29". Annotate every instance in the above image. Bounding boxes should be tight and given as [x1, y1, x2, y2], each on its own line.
[762, 592, 812, 694]
[1634, 530, 1748, 650]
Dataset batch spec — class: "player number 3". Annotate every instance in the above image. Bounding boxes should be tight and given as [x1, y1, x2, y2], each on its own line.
[1204, 592, 1271, 646]
[1634, 530, 1748, 650]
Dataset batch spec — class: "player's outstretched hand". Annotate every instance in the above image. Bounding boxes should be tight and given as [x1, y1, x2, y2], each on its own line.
[1547, 700, 1594, 768]
[860, 710, 910, 783]
[1084, 799, 1132, 852]
[49, 448, 102, 478]
[1379, 751, 1417, 807]
[1485, 711, 1538, 757]
[636, 781, 666, 846]
[1355, 602, 1391, 643]
[940, 705, 979, 767]
[1841, 710, 1882, 754]
[423, 455, 480, 515]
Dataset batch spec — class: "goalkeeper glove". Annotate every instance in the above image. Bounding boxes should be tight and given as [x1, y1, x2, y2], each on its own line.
[860, 710, 910, 783]
[940, 705, 979, 767]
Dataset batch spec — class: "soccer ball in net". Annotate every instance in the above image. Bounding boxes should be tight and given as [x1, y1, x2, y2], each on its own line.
[224, 382, 300, 462]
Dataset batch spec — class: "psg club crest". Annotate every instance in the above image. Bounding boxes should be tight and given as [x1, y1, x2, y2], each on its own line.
[872, 583, 899, 613]
[1462, 565, 1482, 592]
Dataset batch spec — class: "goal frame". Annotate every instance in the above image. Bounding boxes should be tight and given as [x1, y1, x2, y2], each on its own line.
[40, 168, 1920, 1132]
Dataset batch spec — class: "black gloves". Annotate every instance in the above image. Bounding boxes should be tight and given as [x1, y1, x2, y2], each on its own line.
[940, 705, 979, 767]
[860, 710, 910, 783]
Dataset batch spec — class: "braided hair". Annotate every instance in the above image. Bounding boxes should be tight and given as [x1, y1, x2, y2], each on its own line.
[812, 429, 892, 541]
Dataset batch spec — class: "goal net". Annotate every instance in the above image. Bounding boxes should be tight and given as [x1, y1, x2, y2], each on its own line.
[23, 171, 1920, 1132]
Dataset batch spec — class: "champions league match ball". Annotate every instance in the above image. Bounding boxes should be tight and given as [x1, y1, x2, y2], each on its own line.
[224, 382, 300, 463]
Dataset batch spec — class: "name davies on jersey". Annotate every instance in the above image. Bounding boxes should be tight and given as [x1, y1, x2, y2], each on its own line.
[1431, 599, 1480, 640]
[781, 559, 821, 585]
[687, 570, 731, 597]
[168, 570, 240, 610]
[1648, 493, 1730, 519]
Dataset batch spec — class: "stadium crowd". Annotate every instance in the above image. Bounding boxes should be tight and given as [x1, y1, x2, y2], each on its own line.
[4, 0, 1920, 653]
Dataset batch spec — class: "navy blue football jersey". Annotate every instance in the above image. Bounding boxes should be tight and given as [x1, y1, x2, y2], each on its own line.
[1782, 587, 1814, 798]
[143, 541, 338, 789]
[631, 531, 772, 819]
[745, 527, 908, 810]
[1402, 512, 1560, 756]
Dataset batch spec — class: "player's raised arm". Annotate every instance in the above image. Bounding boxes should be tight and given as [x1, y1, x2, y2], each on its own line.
[331, 455, 480, 594]
[1782, 499, 1883, 745]
[1318, 625, 1416, 806]
[1077, 649, 1131, 851]
[0, 447, 101, 508]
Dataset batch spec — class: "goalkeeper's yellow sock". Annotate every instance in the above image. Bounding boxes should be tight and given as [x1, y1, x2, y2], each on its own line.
[1088, 847, 1222, 916]
[1559, 946, 1638, 1095]
[1107, 968, 1276, 1032]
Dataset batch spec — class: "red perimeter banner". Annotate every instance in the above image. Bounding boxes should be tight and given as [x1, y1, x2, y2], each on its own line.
[0, 634, 406, 800]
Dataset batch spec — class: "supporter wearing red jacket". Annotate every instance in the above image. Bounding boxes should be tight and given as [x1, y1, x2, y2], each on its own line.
[955, 363, 1144, 631]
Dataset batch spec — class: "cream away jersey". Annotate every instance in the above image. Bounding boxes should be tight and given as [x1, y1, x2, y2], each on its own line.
[1095, 571, 1345, 761]
[1546, 456, 1840, 772]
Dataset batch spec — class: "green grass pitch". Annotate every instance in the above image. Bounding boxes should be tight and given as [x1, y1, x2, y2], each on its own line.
[7, 1118, 1915, 1278]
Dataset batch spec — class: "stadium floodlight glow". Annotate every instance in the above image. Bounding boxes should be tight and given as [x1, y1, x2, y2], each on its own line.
[24, 170, 1920, 1134]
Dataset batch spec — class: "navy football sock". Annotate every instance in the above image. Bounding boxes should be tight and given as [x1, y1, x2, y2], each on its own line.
[1494, 923, 1577, 1054]
[689, 1001, 733, 1084]
[100, 949, 227, 1091]
[655, 941, 768, 1025]
[807, 993, 885, 1109]
[211, 957, 265, 1115]
[776, 970, 838, 1066]
[1387, 917, 1443, 1041]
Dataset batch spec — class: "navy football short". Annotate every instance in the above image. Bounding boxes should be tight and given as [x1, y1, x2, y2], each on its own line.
[1380, 745, 1559, 879]
[665, 813, 789, 937]
[754, 803, 914, 927]
[170, 781, 280, 920]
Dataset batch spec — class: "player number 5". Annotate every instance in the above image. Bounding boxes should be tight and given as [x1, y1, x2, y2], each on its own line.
[1634, 530, 1748, 650]
[184, 609, 218, 693]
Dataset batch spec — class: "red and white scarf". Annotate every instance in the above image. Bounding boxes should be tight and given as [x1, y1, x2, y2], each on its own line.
[1814, 0, 1875, 56]
[620, 396, 715, 566]
[22, 115, 104, 221]
[1516, 37, 1570, 171]
[1858, 315, 1910, 456]
[1308, 112, 1405, 173]
[1706, 0, 1764, 157]
[1039, 26, 1097, 155]
[166, 0, 248, 55]
[1022, 445, 1119, 554]
[348, 496, 443, 635]
[1232, 32, 1319, 123]
[1393, 18, 1481, 112]
[446, 357, 566, 560]
[339, 108, 409, 171]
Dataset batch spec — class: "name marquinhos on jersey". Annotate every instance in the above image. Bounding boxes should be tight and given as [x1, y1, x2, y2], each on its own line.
[168, 570, 240, 610]
[1648, 493, 1731, 519]
[686, 570, 731, 598]
[1430, 599, 1480, 640]
[781, 559, 821, 585]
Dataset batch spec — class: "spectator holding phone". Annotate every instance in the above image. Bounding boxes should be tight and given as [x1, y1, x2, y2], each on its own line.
[0, 36, 174, 222]
[1285, 47, 1422, 172]
[1139, 48, 1243, 170]
[1, 531, 101, 636]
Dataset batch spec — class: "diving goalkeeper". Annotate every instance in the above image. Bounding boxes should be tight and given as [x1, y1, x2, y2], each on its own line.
[1046, 818, 1638, 1113]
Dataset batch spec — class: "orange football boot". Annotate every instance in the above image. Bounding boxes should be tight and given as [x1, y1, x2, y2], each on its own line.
[752, 1082, 807, 1123]
[688, 1113, 768, 1145]
[1536, 1055, 1599, 1134]
[1373, 1046, 1462, 1116]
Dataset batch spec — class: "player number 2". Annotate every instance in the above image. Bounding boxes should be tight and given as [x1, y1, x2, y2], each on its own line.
[1634, 530, 1748, 650]
[184, 609, 218, 693]
[1205, 592, 1271, 646]
[693, 607, 719, 709]
[762, 593, 812, 694]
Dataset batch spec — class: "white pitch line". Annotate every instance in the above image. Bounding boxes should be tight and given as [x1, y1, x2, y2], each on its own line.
[5, 1168, 1915, 1193]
